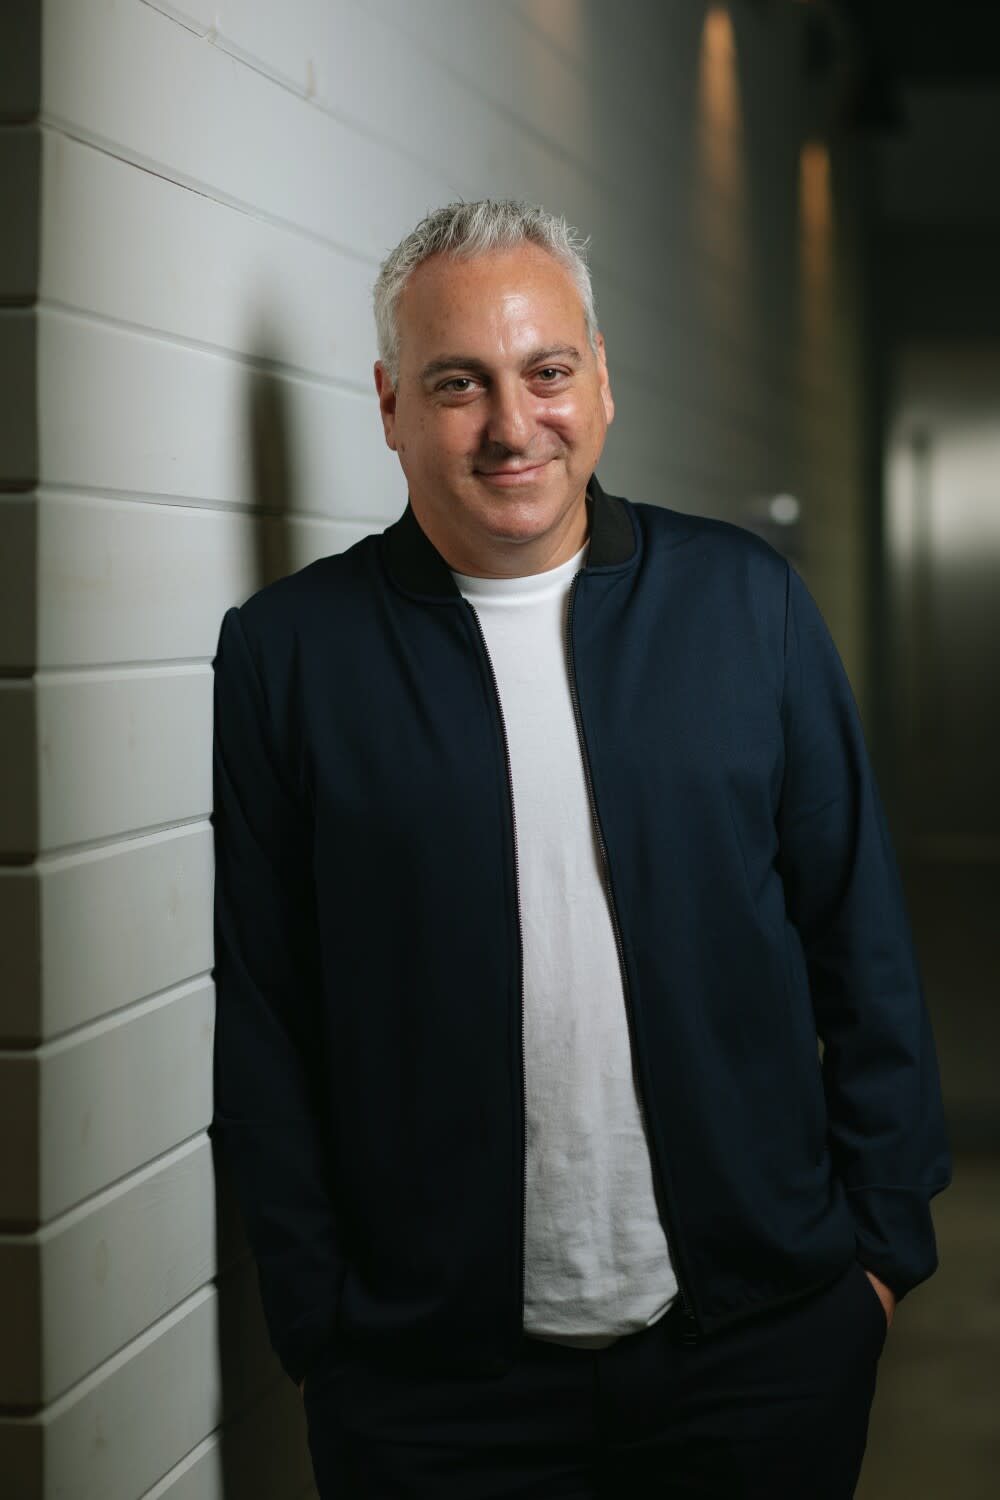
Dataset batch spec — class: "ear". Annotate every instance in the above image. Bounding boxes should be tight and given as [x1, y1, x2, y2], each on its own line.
[374, 361, 398, 451]
[594, 332, 615, 426]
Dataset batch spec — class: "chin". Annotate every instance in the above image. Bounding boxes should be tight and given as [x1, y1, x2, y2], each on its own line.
[479, 504, 564, 541]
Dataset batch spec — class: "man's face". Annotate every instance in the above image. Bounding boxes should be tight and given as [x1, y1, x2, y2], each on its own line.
[374, 243, 614, 575]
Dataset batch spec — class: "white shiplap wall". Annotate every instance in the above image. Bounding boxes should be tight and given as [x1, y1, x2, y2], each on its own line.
[0, 2, 873, 1496]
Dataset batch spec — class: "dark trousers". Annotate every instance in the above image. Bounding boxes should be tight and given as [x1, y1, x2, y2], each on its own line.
[303, 1258, 887, 1498]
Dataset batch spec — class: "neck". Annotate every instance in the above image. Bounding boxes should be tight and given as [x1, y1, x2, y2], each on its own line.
[411, 492, 591, 579]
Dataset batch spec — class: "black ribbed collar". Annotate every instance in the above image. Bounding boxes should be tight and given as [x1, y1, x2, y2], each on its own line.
[380, 472, 636, 600]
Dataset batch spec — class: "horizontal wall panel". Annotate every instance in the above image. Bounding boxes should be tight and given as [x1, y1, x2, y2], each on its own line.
[146, 0, 739, 311]
[0, 1227, 42, 1400]
[0, 1134, 248, 1405]
[32, 665, 211, 854]
[0, 680, 37, 856]
[41, 0, 449, 266]
[0, 1263, 285, 1500]
[0, 0, 41, 123]
[0, 1043, 40, 1221]
[0, 980, 213, 1225]
[38, 980, 214, 1221]
[0, 487, 382, 675]
[36, 308, 401, 515]
[0, 866, 42, 1042]
[2, 826, 213, 1045]
[32, 34, 790, 452]
[32, 1, 806, 458]
[139, 1378, 314, 1500]
[0, 308, 37, 482]
[361, 0, 757, 291]
[29, 299, 768, 549]
[0, 125, 40, 297]
[38, 127, 375, 387]
[142, 0, 607, 241]
[0, 493, 36, 667]
[33, 490, 375, 670]
[367, 0, 638, 198]
[46, 0, 659, 289]
[39, 2, 767, 372]
[3, 307, 774, 575]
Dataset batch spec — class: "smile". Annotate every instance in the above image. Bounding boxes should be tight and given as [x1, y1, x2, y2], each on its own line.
[475, 460, 552, 486]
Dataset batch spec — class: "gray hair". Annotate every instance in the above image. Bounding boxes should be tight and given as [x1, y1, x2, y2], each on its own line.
[373, 199, 599, 387]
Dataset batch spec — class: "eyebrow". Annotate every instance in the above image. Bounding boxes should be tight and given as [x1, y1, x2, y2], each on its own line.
[418, 344, 584, 383]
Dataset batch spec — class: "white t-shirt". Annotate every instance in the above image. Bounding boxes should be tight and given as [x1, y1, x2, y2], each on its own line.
[450, 538, 678, 1347]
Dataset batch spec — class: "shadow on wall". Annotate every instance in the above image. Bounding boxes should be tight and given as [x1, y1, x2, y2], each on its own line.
[211, 317, 318, 1496]
[247, 317, 298, 590]
[211, 1157, 316, 1494]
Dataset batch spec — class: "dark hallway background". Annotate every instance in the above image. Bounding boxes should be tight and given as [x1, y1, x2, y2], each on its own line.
[845, 3, 1000, 1493]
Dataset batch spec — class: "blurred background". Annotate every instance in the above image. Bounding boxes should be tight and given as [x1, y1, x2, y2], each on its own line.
[0, 1, 996, 1496]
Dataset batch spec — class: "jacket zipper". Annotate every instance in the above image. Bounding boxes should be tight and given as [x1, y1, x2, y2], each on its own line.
[463, 601, 527, 1350]
[564, 570, 701, 1343]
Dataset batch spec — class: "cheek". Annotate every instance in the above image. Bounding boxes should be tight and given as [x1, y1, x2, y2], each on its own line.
[404, 407, 482, 468]
[433, 413, 481, 458]
[536, 397, 576, 429]
[541, 397, 597, 441]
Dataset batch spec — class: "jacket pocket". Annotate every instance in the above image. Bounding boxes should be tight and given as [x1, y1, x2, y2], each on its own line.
[853, 1261, 889, 1354]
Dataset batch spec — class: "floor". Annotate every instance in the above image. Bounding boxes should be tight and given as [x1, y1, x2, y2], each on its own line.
[855, 1154, 1000, 1499]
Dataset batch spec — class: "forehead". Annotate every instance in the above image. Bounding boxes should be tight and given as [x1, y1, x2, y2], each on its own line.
[397, 244, 587, 352]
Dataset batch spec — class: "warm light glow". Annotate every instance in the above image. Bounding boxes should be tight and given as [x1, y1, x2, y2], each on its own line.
[697, 6, 743, 182]
[693, 5, 749, 341]
[799, 141, 833, 242]
[798, 139, 834, 343]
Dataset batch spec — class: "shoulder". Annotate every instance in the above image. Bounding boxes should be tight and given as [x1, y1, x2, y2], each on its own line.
[241, 528, 378, 618]
[228, 530, 381, 663]
[629, 495, 786, 570]
[606, 494, 793, 681]
[622, 494, 791, 608]
[212, 529, 386, 707]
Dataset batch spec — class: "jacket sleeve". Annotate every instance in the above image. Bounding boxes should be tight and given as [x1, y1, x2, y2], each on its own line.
[210, 602, 344, 1384]
[775, 564, 951, 1300]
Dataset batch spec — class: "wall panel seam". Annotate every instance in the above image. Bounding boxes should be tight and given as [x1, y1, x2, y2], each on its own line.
[0, 1126, 216, 1240]
[137, 0, 495, 190]
[37, 298, 377, 397]
[0, 970, 215, 1055]
[39, 46, 760, 297]
[37, 111, 381, 267]
[0, 1279, 219, 1417]
[23, 483, 395, 525]
[34, 280, 792, 414]
[0, 1132, 211, 1240]
[0, 975, 210, 1059]
[2, 811, 210, 862]
[136, 0, 677, 225]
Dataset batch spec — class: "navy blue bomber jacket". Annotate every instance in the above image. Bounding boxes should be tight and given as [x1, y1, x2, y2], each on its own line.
[210, 475, 951, 1387]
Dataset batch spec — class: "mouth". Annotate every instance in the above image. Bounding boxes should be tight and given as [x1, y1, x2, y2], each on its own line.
[474, 459, 553, 486]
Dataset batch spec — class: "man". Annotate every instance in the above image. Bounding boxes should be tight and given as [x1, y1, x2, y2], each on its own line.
[211, 200, 951, 1498]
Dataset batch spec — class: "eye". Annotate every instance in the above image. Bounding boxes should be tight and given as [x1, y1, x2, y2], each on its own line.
[440, 377, 477, 393]
[535, 367, 567, 383]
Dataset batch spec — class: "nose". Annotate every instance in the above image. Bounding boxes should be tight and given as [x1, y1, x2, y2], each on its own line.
[484, 377, 534, 452]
